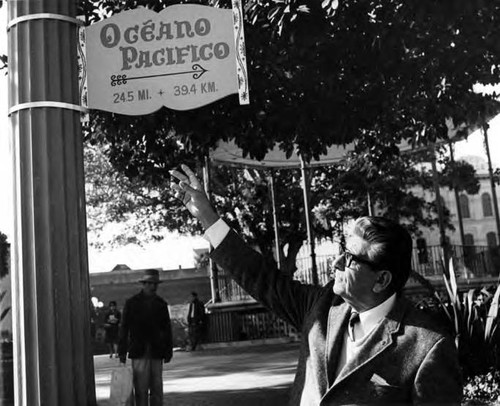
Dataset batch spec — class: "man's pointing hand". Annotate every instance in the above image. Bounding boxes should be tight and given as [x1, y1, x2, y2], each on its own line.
[170, 164, 220, 230]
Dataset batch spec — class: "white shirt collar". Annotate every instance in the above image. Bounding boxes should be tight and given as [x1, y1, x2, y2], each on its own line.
[357, 293, 396, 336]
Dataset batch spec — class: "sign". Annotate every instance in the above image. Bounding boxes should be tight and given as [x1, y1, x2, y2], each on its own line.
[84, 4, 248, 114]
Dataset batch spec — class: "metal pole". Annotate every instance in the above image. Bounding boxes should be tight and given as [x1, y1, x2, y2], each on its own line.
[430, 145, 449, 275]
[203, 157, 221, 303]
[8, 2, 96, 405]
[299, 155, 319, 285]
[268, 171, 282, 269]
[449, 142, 466, 246]
[482, 123, 500, 241]
[367, 190, 374, 216]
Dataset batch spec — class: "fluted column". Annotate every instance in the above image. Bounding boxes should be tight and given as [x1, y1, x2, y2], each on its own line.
[7, 1, 96, 405]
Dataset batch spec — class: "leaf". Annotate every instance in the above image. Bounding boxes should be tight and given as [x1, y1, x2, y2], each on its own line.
[485, 283, 500, 342]
[442, 273, 460, 334]
[465, 289, 475, 336]
[448, 257, 460, 311]
[410, 270, 452, 321]
[0, 306, 10, 322]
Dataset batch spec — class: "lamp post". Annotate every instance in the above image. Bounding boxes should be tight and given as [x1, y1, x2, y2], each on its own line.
[300, 155, 319, 285]
[449, 142, 466, 247]
[482, 123, 500, 242]
[268, 171, 282, 269]
[430, 145, 449, 275]
[203, 157, 221, 303]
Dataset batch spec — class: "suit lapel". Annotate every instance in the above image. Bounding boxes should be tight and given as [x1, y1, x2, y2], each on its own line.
[325, 302, 351, 387]
[328, 297, 409, 390]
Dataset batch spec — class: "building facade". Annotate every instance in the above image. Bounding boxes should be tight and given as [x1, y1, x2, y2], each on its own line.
[417, 155, 500, 249]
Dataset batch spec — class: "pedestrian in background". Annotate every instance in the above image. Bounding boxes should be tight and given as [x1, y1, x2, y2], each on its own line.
[118, 268, 173, 406]
[187, 291, 206, 351]
[104, 300, 121, 358]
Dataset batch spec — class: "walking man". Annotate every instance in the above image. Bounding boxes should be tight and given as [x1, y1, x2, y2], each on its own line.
[118, 268, 173, 406]
[187, 291, 206, 351]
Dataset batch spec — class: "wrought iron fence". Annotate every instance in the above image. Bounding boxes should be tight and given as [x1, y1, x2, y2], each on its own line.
[206, 306, 298, 343]
[215, 243, 500, 302]
[208, 242, 500, 344]
[411, 244, 496, 279]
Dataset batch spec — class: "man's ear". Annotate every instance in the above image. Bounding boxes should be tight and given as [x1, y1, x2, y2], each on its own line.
[372, 270, 392, 293]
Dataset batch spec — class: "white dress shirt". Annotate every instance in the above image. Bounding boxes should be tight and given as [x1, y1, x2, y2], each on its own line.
[334, 293, 396, 380]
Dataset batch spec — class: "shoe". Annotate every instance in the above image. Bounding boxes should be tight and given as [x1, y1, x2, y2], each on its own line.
[109, 354, 112, 358]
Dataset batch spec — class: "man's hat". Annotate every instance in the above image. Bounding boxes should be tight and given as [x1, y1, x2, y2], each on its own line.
[138, 268, 162, 284]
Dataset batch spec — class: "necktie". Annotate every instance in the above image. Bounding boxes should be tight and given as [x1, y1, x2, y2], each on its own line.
[348, 311, 360, 342]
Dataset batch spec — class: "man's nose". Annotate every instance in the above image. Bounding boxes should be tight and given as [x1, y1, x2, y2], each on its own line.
[332, 253, 345, 272]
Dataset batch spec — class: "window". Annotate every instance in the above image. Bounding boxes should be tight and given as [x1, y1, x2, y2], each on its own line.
[459, 194, 470, 218]
[487, 232, 498, 247]
[482, 193, 493, 217]
[416, 238, 428, 264]
[463, 233, 475, 267]
[464, 234, 474, 246]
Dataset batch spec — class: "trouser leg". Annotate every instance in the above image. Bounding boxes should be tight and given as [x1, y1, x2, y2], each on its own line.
[132, 357, 151, 406]
[149, 358, 164, 406]
[190, 324, 200, 350]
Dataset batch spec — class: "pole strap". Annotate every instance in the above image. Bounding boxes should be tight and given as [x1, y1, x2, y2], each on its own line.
[7, 13, 84, 30]
[9, 101, 88, 116]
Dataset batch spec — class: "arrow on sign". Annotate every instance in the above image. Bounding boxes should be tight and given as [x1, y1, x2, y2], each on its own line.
[110, 64, 209, 86]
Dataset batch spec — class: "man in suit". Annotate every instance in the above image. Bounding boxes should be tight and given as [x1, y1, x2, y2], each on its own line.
[187, 291, 206, 351]
[118, 268, 173, 406]
[171, 164, 462, 405]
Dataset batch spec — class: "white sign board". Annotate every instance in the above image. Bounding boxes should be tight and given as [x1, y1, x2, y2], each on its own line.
[84, 4, 248, 114]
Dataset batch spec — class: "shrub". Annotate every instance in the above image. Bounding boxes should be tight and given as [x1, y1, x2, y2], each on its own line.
[412, 259, 500, 379]
[463, 370, 500, 404]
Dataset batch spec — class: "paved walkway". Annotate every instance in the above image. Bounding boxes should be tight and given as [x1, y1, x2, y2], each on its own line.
[95, 342, 300, 406]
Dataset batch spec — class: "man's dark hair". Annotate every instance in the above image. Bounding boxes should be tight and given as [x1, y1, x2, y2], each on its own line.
[191, 292, 198, 297]
[109, 301, 117, 306]
[352, 216, 413, 295]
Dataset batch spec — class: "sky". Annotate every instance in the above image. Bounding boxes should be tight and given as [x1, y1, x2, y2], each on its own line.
[0, 5, 499, 271]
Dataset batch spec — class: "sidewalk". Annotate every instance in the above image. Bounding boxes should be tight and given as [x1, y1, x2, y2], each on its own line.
[95, 341, 300, 406]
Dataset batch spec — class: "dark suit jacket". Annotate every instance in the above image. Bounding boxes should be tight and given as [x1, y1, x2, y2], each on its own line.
[211, 230, 462, 405]
[188, 297, 206, 325]
[118, 291, 173, 361]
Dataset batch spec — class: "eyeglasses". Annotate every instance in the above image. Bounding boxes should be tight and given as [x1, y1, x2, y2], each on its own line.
[340, 247, 381, 271]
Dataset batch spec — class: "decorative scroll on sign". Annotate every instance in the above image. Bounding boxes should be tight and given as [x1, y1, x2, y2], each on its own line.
[83, 3, 248, 114]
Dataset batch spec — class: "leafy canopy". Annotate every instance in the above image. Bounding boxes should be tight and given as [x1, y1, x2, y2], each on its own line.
[81, 0, 493, 267]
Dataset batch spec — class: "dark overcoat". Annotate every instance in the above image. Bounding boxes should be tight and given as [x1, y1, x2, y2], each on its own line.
[118, 291, 173, 361]
[211, 230, 463, 405]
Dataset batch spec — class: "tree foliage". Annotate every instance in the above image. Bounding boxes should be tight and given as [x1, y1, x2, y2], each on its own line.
[85, 135, 480, 275]
[82, 0, 500, 163]
[81, 0, 496, 269]
[84, 143, 200, 249]
[439, 158, 481, 195]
